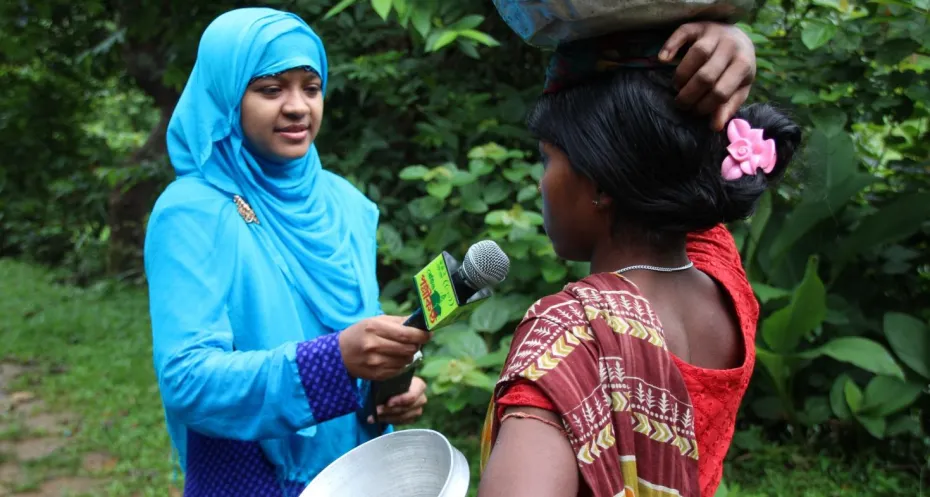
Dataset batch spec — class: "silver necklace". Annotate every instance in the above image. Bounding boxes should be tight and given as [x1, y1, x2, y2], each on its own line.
[615, 261, 694, 274]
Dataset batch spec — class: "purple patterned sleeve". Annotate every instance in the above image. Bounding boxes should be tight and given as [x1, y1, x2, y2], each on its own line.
[295, 334, 361, 422]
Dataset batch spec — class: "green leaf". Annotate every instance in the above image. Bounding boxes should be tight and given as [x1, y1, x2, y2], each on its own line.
[456, 39, 480, 59]
[463, 370, 497, 391]
[810, 108, 848, 136]
[411, 7, 431, 37]
[502, 167, 528, 182]
[856, 414, 886, 439]
[859, 375, 923, 417]
[371, 0, 392, 20]
[755, 346, 792, 400]
[517, 185, 538, 202]
[800, 396, 832, 426]
[836, 192, 930, 269]
[806, 128, 857, 192]
[399, 165, 429, 180]
[392, 0, 408, 18]
[475, 346, 508, 368]
[426, 181, 452, 199]
[886, 416, 922, 438]
[458, 29, 500, 47]
[761, 256, 827, 353]
[462, 196, 489, 214]
[377, 224, 403, 254]
[801, 21, 838, 50]
[447, 15, 484, 31]
[435, 328, 488, 359]
[811, 0, 843, 10]
[714, 479, 729, 497]
[323, 0, 359, 19]
[483, 183, 510, 205]
[429, 30, 458, 51]
[541, 260, 567, 283]
[484, 210, 507, 226]
[768, 131, 872, 261]
[521, 211, 544, 226]
[751, 283, 791, 304]
[844, 379, 863, 412]
[830, 374, 853, 420]
[469, 159, 495, 176]
[816, 337, 905, 379]
[408, 196, 443, 220]
[450, 170, 476, 186]
[744, 190, 771, 269]
[768, 173, 873, 260]
[420, 357, 453, 377]
[883, 312, 930, 379]
[470, 295, 514, 333]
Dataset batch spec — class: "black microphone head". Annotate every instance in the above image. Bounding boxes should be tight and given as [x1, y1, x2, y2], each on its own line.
[461, 240, 510, 289]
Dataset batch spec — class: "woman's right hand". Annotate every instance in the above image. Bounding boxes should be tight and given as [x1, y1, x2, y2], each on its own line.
[338, 315, 432, 380]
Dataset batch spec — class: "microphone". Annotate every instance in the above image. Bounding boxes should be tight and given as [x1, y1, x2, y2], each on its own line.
[369, 241, 510, 411]
[403, 240, 510, 331]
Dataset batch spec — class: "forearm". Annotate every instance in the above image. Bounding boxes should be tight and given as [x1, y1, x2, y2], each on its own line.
[157, 333, 360, 440]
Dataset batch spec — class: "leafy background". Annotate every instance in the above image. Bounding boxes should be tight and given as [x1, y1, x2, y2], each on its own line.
[0, 0, 928, 494]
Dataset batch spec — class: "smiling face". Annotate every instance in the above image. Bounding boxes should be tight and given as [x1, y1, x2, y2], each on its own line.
[240, 68, 324, 162]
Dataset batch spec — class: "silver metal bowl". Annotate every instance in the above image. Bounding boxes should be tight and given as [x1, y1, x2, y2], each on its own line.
[300, 429, 470, 497]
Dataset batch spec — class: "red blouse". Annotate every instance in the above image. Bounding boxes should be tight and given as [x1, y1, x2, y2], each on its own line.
[496, 225, 757, 497]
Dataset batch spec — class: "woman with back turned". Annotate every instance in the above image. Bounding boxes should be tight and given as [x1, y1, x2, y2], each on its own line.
[479, 28, 802, 497]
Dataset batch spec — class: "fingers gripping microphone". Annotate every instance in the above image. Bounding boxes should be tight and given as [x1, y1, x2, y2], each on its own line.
[370, 241, 510, 411]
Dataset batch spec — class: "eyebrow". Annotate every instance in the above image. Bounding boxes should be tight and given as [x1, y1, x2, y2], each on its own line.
[249, 69, 321, 85]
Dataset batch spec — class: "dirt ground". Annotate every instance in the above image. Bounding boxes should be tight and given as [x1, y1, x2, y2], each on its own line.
[0, 361, 112, 497]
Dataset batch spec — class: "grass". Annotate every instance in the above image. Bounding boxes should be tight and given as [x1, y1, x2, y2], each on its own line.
[1, 259, 176, 496]
[0, 258, 925, 496]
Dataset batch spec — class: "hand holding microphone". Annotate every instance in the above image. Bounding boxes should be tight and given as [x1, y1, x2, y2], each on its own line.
[338, 315, 432, 381]
[370, 240, 511, 412]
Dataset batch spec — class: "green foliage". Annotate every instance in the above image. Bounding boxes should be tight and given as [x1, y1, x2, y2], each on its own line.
[729, 1, 930, 445]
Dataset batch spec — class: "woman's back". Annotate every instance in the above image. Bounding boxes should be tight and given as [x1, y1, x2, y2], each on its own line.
[483, 226, 757, 496]
[478, 26, 801, 497]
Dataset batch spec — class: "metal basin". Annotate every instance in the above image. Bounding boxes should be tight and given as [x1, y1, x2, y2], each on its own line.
[300, 429, 470, 497]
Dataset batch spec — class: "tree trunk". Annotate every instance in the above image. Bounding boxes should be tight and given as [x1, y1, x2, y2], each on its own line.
[105, 31, 179, 276]
[105, 102, 173, 276]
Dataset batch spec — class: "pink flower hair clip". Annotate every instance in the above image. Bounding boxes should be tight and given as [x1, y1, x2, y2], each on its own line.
[721, 119, 777, 181]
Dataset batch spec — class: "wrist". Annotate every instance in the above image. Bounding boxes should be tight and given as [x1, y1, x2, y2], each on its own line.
[336, 329, 356, 380]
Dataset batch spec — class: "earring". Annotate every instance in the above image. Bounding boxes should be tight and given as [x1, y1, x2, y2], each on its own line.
[592, 199, 599, 206]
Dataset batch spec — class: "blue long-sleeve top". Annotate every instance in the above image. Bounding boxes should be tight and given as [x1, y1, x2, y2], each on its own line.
[145, 177, 388, 496]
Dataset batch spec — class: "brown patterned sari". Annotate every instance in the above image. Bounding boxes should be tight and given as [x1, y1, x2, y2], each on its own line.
[480, 272, 699, 497]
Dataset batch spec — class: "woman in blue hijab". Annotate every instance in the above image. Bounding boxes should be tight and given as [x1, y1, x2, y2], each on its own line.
[144, 8, 431, 496]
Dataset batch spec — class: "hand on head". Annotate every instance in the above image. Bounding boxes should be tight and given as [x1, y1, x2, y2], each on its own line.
[338, 315, 432, 381]
[659, 22, 757, 131]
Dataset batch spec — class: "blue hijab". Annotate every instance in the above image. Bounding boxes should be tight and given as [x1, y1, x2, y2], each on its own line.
[162, 7, 382, 481]
[168, 8, 380, 331]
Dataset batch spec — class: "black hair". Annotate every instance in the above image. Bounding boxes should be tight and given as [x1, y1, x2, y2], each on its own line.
[527, 68, 801, 236]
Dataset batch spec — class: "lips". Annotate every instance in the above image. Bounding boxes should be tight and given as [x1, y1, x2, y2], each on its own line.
[275, 124, 309, 142]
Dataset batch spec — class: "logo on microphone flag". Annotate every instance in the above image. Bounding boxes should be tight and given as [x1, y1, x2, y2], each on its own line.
[414, 252, 489, 331]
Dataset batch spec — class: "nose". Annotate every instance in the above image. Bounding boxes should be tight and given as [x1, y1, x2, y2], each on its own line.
[281, 88, 310, 118]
